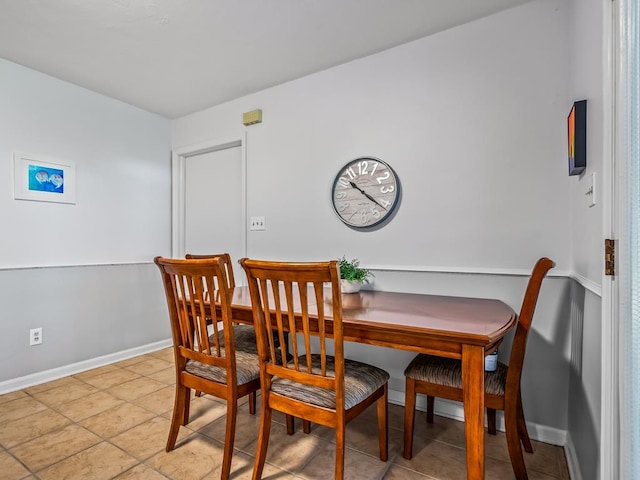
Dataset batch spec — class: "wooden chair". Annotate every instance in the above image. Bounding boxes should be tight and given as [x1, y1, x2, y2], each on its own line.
[240, 258, 389, 480]
[185, 253, 295, 429]
[154, 256, 261, 480]
[186, 252, 237, 287]
[403, 257, 555, 480]
[185, 253, 257, 349]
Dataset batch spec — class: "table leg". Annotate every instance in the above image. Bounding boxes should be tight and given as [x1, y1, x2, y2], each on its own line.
[462, 344, 485, 480]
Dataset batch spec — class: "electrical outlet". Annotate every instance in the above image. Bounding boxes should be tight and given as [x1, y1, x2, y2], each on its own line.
[30, 327, 42, 346]
[250, 216, 265, 231]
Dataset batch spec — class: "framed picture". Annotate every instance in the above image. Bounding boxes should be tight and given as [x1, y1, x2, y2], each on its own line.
[567, 99, 587, 176]
[13, 152, 76, 204]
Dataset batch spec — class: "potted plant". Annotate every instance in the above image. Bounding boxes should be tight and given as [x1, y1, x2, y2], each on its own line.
[338, 256, 373, 293]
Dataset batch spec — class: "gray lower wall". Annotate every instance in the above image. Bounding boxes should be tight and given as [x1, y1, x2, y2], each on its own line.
[566, 285, 602, 480]
[0, 263, 170, 385]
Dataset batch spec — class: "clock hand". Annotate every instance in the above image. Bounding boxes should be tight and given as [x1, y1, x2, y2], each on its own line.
[349, 181, 387, 210]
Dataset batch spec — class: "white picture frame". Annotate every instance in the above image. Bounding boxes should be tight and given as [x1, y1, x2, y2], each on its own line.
[13, 152, 76, 204]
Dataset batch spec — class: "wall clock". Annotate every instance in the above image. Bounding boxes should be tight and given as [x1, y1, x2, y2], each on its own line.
[331, 157, 400, 228]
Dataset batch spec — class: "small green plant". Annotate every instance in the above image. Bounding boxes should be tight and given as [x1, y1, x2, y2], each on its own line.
[338, 256, 373, 283]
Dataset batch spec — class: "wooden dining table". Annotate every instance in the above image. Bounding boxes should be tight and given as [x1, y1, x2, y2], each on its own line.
[225, 286, 517, 480]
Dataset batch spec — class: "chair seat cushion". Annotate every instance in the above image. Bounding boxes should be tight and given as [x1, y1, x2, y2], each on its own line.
[271, 354, 389, 410]
[404, 354, 508, 396]
[210, 324, 259, 355]
[210, 324, 292, 363]
[185, 348, 260, 386]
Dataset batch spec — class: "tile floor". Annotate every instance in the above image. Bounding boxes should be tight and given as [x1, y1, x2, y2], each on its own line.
[0, 348, 570, 479]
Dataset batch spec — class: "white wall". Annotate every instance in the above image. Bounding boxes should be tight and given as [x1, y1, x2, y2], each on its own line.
[0, 59, 172, 386]
[566, 0, 607, 478]
[0, 59, 171, 268]
[173, 0, 574, 442]
[174, 1, 571, 272]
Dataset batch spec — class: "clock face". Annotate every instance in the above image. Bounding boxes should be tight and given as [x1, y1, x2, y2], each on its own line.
[331, 157, 400, 228]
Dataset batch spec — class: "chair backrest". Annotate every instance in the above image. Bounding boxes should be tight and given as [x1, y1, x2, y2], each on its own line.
[185, 253, 236, 289]
[506, 257, 555, 389]
[240, 259, 345, 405]
[154, 256, 238, 381]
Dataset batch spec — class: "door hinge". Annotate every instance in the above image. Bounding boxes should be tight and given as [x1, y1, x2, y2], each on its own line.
[605, 239, 615, 276]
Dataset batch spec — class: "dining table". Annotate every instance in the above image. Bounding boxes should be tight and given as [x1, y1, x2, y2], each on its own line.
[224, 286, 517, 480]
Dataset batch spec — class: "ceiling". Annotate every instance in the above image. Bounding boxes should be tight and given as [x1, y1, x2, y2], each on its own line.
[0, 0, 529, 119]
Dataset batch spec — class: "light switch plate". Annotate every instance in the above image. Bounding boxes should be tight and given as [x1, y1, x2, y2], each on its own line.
[587, 172, 596, 207]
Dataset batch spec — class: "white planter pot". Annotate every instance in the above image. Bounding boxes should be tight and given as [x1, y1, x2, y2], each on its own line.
[340, 279, 363, 293]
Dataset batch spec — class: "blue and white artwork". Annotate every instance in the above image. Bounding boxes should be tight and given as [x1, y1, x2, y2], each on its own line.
[28, 164, 64, 193]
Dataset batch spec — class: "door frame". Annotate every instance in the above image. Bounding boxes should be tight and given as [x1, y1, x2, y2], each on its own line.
[171, 134, 247, 259]
[601, 0, 619, 477]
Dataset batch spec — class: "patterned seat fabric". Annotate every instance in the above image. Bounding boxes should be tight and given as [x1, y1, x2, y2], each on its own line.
[211, 324, 258, 355]
[404, 353, 508, 396]
[271, 354, 390, 410]
[210, 323, 291, 364]
[185, 348, 260, 385]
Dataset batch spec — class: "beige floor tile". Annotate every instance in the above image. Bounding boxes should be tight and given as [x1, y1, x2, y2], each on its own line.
[133, 385, 174, 415]
[485, 457, 559, 480]
[30, 381, 99, 408]
[344, 409, 404, 458]
[56, 390, 125, 422]
[80, 402, 156, 438]
[384, 464, 434, 479]
[110, 416, 188, 460]
[557, 448, 570, 480]
[179, 395, 229, 431]
[80, 368, 141, 390]
[523, 440, 570, 478]
[0, 396, 49, 424]
[0, 408, 71, 448]
[0, 390, 28, 405]
[72, 364, 121, 380]
[24, 376, 83, 395]
[37, 441, 138, 480]
[393, 438, 469, 480]
[146, 432, 225, 480]
[124, 357, 173, 376]
[482, 428, 511, 462]
[201, 449, 294, 480]
[113, 355, 151, 368]
[113, 463, 171, 479]
[245, 422, 325, 474]
[0, 354, 571, 480]
[147, 367, 177, 385]
[415, 412, 467, 448]
[10, 423, 101, 472]
[108, 377, 167, 401]
[198, 403, 260, 452]
[297, 440, 390, 480]
[147, 347, 175, 363]
[0, 449, 31, 479]
[308, 415, 403, 461]
[386, 402, 407, 432]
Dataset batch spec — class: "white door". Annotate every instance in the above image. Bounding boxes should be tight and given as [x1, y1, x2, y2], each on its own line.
[184, 146, 244, 283]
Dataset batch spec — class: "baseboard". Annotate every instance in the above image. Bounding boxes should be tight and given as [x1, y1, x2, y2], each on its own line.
[0, 338, 172, 395]
[389, 388, 568, 448]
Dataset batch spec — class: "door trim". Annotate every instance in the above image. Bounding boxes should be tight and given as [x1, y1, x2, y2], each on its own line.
[171, 134, 247, 259]
[601, 0, 619, 478]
